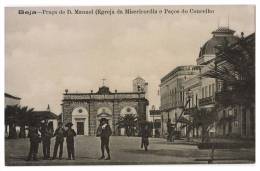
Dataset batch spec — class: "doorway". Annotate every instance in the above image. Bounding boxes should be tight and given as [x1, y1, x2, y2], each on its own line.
[77, 122, 84, 135]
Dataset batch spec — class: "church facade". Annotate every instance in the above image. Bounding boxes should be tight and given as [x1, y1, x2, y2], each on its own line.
[61, 78, 149, 136]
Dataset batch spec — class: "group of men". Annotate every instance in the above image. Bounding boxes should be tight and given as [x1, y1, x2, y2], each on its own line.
[26, 121, 76, 161]
[26, 117, 150, 161]
[26, 117, 114, 161]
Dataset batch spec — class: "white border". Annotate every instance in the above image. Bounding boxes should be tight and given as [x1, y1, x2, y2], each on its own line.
[0, 0, 258, 171]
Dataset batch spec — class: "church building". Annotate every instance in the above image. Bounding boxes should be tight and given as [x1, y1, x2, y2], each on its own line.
[61, 77, 149, 136]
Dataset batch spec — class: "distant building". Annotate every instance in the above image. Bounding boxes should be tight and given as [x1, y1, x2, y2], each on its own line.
[5, 93, 21, 138]
[149, 109, 161, 137]
[5, 93, 21, 107]
[62, 79, 149, 136]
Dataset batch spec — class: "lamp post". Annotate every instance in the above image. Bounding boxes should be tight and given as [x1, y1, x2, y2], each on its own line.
[151, 105, 156, 137]
[185, 89, 192, 140]
[186, 89, 192, 109]
[175, 89, 192, 135]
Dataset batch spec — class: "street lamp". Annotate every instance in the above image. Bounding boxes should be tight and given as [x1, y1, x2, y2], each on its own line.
[151, 105, 156, 137]
[186, 89, 192, 108]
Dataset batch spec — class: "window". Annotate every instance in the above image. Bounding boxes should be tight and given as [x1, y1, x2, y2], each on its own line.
[202, 87, 204, 98]
[209, 85, 212, 96]
[205, 86, 208, 97]
[195, 94, 198, 106]
[212, 83, 215, 95]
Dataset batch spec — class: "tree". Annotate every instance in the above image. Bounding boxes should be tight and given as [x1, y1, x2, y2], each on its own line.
[117, 114, 138, 136]
[5, 105, 19, 138]
[202, 34, 255, 105]
[16, 106, 34, 138]
[5, 105, 34, 138]
[185, 107, 218, 143]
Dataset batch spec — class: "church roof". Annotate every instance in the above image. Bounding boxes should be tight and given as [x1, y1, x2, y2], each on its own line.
[32, 111, 59, 120]
[97, 86, 111, 94]
[5, 93, 21, 100]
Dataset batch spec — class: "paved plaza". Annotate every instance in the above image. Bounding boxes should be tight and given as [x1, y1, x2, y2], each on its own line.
[5, 136, 255, 165]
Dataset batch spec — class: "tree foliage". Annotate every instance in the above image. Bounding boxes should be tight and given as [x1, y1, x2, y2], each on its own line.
[202, 35, 255, 105]
[5, 105, 34, 138]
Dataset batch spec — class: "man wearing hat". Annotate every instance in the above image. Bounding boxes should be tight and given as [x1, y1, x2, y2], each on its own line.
[26, 122, 41, 161]
[141, 123, 150, 151]
[40, 121, 53, 160]
[52, 122, 66, 160]
[96, 118, 112, 160]
[65, 122, 76, 160]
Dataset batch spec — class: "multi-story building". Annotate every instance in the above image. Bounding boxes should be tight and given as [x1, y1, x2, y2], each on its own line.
[160, 65, 202, 137]
[197, 27, 239, 110]
[160, 27, 251, 139]
[214, 33, 255, 138]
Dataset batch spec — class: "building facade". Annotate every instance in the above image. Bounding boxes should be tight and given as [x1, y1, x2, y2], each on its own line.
[62, 79, 149, 136]
[214, 33, 255, 138]
[159, 27, 254, 139]
[159, 65, 202, 137]
[5, 93, 21, 107]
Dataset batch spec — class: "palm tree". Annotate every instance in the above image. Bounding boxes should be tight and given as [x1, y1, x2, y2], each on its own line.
[202, 33, 255, 105]
[5, 105, 19, 138]
[185, 107, 218, 143]
[5, 105, 34, 138]
[117, 114, 138, 136]
[16, 106, 34, 138]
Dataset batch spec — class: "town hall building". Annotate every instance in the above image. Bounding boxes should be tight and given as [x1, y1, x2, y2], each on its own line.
[61, 77, 149, 136]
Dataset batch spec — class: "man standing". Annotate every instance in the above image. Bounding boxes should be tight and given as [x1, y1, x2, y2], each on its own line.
[97, 118, 112, 160]
[52, 122, 65, 160]
[167, 119, 173, 142]
[141, 123, 150, 151]
[65, 122, 76, 160]
[26, 123, 41, 161]
[40, 121, 53, 160]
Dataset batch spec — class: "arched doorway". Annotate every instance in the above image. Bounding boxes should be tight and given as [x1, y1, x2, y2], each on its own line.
[119, 106, 137, 136]
[96, 107, 112, 131]
[72, 107, 89, 135]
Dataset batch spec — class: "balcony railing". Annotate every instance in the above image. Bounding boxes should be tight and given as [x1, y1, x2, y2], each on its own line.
[215, 90, 247, 105]
[199, 96, 215, 106]
[184, 107, 197, 115]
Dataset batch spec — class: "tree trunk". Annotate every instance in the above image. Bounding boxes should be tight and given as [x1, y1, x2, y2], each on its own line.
[201, 126, 206, 143]
[8, 123, 17, 139]
[19, 125, 26, 138]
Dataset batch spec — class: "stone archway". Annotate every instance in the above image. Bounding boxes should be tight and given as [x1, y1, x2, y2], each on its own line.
[96, 107, 113, 130]
[120, 106, 137, 117]
[72, 107, 89, 135]
[119, 106, 138, 136]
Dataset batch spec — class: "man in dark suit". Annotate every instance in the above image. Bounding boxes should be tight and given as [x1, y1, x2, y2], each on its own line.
[52, 122, 65, 160]
[40, 121, 53, 160]
[26, 123, 41, 161]
[96, 118, 112, 160]
[65, 122, 76, 160]
[141, 123, 150, 151]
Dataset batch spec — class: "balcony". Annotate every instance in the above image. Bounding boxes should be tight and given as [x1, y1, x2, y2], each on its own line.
[199, 96, 215, 106]
[184, 107, 197, 116]
[215, 90, 247, 105]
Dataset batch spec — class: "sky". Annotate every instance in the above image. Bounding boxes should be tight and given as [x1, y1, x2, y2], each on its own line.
[5, 5, 255, 114]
